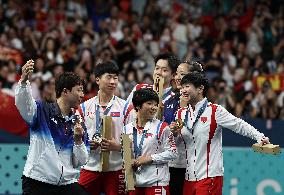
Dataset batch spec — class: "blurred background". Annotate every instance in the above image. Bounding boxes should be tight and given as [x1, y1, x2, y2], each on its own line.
[0, 0, 283, 194]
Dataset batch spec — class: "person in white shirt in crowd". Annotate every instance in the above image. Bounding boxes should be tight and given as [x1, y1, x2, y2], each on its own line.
[170, 71, 270, 195]
[78, 61, 133, 195]
[123, 88, 177, 195]
[16, 60, 89, 195]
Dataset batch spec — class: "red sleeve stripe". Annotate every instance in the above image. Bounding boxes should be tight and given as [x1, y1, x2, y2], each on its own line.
[123, 104, 134, 124]
[206, 104, 218, 177]
[158, 122, 168, 140]
[177, 108, 186, 119]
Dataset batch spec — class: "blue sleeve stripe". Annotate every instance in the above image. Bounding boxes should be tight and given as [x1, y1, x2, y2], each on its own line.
[156, 121, 163, 140]
[81, 102, 86, 116]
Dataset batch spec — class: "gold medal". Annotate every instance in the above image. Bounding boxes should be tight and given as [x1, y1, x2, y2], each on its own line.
[175, 119, 183, 129]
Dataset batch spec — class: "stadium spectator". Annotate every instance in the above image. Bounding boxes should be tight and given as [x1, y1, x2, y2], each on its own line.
[0, 0, 283, 120]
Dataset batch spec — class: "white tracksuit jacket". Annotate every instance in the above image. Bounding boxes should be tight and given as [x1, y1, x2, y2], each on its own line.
[79, 93, 133, 172]
[15, 81, 89, 185]
[176, 98, 266, 181]
[123, 119, 178, 187]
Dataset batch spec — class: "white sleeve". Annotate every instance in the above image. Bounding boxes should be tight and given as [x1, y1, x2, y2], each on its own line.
[72, 142, 88, 168]
[15, 81, 37, 125]
[216, 105, 265, 143]
[151, 127, 178, 164]
[124, 109, 136, 125]
[123, 85, 138, 125]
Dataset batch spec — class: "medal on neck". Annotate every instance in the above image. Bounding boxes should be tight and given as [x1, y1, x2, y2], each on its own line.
[175, 118, 184, 129]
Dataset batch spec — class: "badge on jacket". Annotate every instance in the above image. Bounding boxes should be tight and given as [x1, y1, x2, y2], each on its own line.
[111, 112, 121, 117]
[201, 117, 207, 123]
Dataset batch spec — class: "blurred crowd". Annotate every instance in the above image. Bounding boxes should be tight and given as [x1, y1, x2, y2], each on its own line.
[0, 0, 284, 120]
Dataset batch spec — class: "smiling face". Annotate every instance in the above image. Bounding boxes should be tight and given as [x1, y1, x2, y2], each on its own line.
[180, 83, 204, 105]
[138, 100, 158, 121]
[175, 63, 190, 89]
[96, 73, 118, 94]
[66, 84, 84, 109]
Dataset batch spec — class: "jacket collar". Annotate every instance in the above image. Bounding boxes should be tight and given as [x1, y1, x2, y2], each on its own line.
[93, 91, 116, 108]
[193, 97, 207, 113]
[51, 101, 74, 120]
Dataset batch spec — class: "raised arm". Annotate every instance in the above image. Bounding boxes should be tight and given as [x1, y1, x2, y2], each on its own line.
[15, 60, 37, 125]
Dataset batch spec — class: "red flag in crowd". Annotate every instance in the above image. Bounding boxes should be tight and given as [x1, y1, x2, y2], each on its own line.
[0, 89, 28, 137]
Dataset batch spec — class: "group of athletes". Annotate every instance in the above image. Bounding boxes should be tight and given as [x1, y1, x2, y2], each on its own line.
[17, 53, 270, 195]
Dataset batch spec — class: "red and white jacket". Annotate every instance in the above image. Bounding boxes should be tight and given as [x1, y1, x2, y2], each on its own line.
[78, 94, 133, 172]
[176, 98, 266, 181]
[123, 119, 177, 187]
[124, 83, 174, 123]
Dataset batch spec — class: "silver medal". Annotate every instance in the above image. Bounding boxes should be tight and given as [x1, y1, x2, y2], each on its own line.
[93, 133, 102, 144]
[135, 166, 142, 174]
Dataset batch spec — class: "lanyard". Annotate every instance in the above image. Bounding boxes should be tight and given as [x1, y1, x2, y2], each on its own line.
[185, 99, 208, 134]
[132, 120, 163, 159]
[133, 126, 148, 159]
[95, 98, 114, 134]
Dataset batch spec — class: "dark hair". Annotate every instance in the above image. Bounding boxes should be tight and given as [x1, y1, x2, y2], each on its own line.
[182, 61, 203, 73]
[55, 72, 85, 98]
[94, 61, 119, 78]
[132, 88, 159, 112]
[154, 53, 180, 73]
[180, 71, 209, 97]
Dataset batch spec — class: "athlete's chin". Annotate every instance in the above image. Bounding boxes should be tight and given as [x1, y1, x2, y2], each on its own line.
[73, 104, 80, 110]
[147, 115, 156, 120]
[181, 96, 190, 102]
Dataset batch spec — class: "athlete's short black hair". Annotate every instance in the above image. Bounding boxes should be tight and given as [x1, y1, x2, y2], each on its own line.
[55, 72, 85, 98]
[181, 71, 209, 97]
[154, 53, 180, 73]
[94, 61, 119, 78]
[132, 88, 159, 112]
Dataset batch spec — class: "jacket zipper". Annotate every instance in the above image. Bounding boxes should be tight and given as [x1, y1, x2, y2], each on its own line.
[56, 120, 72, 185]
[57, 166, 64, 185]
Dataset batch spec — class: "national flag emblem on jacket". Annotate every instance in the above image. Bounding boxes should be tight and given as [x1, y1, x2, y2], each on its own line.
[111, 112, 120, 117]
[145, 133, 153, 138]
[201, 116, 207, 123]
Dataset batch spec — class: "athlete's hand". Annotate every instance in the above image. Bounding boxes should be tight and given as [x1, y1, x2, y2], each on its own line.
[74, 123, 84, 145]
[101, 138, 121, 152]
[133, 155, 152, 167]
[21, 60, 34, 84]
[169, 121, 182, 137]
[261, 136, 270, 145]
